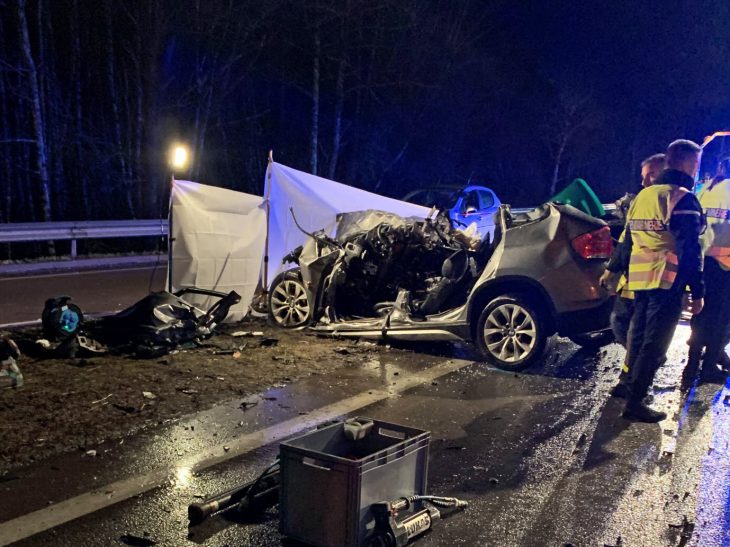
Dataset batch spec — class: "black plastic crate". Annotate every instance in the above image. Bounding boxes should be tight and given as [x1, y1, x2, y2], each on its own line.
[279, 417, 430, 547]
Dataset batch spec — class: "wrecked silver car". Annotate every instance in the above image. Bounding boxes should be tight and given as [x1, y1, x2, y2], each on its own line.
[268, 204, 613, 370]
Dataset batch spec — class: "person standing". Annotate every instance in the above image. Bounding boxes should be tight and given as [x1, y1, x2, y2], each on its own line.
[621, 139, 705, 422]
[682, 158, 730, 389]
[601, 153, 667, 347]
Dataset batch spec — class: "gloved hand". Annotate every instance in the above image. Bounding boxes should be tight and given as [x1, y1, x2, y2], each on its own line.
[598, 270, 620, 295]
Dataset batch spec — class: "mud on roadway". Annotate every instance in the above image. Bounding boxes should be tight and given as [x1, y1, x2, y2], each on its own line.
[0, 320, 420, 473]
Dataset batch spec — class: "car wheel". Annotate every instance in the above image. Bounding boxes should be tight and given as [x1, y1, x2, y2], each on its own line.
[268, 270, 311, 328]
[475, 293, 548, 371]
[568, 331, 614, 350]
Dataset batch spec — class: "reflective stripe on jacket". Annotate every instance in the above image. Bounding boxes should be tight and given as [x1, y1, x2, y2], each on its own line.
[700, 178, 730, 270]
[626, 184, 689, 291]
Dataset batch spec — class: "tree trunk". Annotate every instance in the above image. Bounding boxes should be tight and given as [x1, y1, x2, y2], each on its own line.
[310, 32, 320, 175]
[104, 0, 135, 217]
[328, 57, 345, 180]
[70, 0, 89, 214]
[549, 138, 567, 197]
[17, 0, 53, 226]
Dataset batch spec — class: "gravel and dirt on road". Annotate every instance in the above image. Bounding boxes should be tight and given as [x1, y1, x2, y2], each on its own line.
[0, 320, 433, 473]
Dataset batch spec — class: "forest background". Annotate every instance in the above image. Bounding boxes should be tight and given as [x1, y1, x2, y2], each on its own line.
[1, 0, 728, 238]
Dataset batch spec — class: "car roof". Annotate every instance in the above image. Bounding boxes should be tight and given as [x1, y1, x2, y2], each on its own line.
[402, 184, 497, 201]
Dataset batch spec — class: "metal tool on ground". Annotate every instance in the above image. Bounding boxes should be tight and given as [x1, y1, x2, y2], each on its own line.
[187, 462, 280, 525]
[369, 495, 468, 547]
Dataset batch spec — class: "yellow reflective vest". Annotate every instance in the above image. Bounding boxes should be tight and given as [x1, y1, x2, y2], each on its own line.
[699, 178, 730, 270]
[626, 184, 690, 291]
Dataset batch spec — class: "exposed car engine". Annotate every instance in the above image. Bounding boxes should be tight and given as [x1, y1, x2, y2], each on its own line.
[286, 209, 489, 322]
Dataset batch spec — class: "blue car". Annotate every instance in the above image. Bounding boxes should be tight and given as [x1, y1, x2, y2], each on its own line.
[401, 185, 502, 242]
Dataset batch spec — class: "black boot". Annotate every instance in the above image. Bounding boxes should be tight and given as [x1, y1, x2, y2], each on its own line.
[699, 362, 728, 385]
[622, 402, 666, 423]
[681, 343, 702, 392]
[610, 382, 629, 399]
[717, 351, 730, 371]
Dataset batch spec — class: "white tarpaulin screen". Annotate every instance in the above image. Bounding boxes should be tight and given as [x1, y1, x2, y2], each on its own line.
[169, 163, 431, 319]
[170, 179, 265, 320]
[264, 162, 430, 286]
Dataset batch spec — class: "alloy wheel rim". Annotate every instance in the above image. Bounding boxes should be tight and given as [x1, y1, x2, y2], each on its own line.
[483, 303, 537, 363]
[271, 279, 310, 326]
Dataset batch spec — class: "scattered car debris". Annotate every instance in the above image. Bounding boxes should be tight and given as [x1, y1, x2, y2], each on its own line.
[35, 338, 52, 350]
[112, 403, 137, 414]
[240, 401, 258, 411]
[91, 394, 113, 404]
[41, 296, 83, 340]
[142, 391, 157, 400]
[0, 337, 23, 389]
[34, 288, 241, 361]
[85, 449, 97, 457]
[231, 331, 264, 337]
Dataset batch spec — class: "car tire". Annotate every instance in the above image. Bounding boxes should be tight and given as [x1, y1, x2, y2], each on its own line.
[268, 270, 311, 328]
[475, 293, 548, 371]
[568, 331, 614, 350]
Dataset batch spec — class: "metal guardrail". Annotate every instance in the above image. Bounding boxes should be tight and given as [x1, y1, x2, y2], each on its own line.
[0, 202, 615, 258]
[0, 219, 168, 257]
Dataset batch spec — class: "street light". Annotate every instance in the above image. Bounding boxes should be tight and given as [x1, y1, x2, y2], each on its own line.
[169, 143, 190, 171]
[167, 142, 190, 293]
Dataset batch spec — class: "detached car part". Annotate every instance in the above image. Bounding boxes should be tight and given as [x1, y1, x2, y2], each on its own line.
[100, 287, 241, 350]
[42, 296, 83, 340]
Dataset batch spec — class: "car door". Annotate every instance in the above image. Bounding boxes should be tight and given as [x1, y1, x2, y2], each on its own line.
[450, 190, 482, 234]
[476, 189, 500, 242]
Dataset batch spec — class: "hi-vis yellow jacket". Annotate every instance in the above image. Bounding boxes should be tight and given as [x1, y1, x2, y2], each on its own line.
[625, 184, 690, 291]
[699, 178, 730, 270]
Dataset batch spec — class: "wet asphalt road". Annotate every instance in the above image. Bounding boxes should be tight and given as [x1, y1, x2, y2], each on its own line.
[2, 325, 730, 546]
[0, 266, 166, 325]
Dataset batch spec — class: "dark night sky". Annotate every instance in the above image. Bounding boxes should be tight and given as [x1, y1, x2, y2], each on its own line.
[2, 0, 730, 229]
[509, 0, 730, 142]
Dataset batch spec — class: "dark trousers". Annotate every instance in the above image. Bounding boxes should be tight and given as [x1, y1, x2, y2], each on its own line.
[626, 288, 684, 405]
[610, 295, 634, 348]
[686, 258, 730, 380]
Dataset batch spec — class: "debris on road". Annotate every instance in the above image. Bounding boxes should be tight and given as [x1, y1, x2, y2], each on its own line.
[85, 449, 97, 457]
[231, 331, 263, 337]
[260, 337, 279, 347]
[0, 337, 23, 389]
[91, 394, 113, 404]
[240, 400, 258, 411]
[112, 403, 137, 414]
[142, 391, 157, 400]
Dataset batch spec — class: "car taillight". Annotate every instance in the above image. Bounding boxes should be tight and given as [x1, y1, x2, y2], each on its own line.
[571, 226, 613, 259]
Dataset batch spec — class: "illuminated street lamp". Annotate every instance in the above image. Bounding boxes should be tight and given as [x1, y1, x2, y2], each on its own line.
[167, 142, 190, 293]
[169, 143, 190, 172]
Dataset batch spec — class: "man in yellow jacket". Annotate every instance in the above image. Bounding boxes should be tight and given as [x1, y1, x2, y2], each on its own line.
[682, 158, 730, 389]
[621, 139, 705, 422]
[601, 153, 666, 347]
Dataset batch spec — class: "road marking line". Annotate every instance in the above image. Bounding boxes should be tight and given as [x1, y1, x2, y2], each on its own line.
[0, 357, 476, 546]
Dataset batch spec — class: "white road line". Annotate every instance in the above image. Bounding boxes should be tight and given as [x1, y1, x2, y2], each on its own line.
[0, 357, 476, 546]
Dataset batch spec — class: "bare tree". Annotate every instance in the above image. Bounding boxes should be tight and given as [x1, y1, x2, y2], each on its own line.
[543, 92, 602, 196]
[16, 0, 52, 224]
